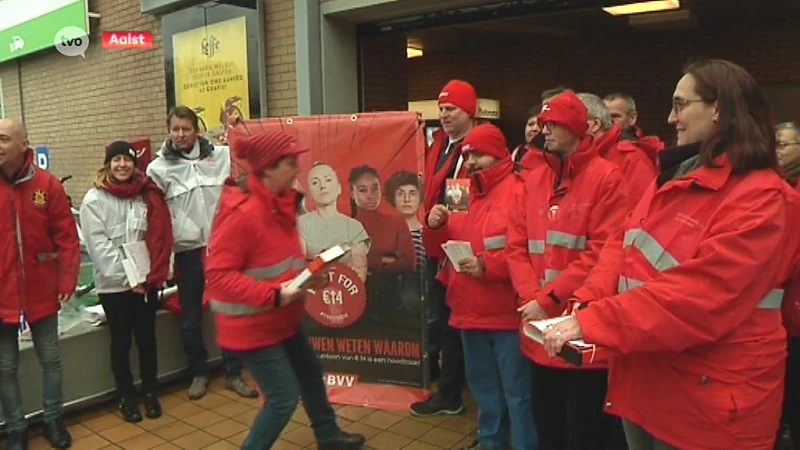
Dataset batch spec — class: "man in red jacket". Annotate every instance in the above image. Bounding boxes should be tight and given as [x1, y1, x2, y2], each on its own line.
[506, 92, 631, 450]
[578, 92, 658, 207]
[0, 118, 80, 450]
[204, 130, 365, 450]
[424, 123, 537, 450]
[413, 79, 476, 417]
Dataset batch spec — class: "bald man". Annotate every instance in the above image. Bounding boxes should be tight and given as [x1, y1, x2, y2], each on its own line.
[0, 118, 79, 450]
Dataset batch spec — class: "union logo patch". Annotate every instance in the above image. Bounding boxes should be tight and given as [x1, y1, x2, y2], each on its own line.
[32, 189, 48, 207]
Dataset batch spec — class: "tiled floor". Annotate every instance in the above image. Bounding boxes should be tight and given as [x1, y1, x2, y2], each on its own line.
[21, 375, 477, 449]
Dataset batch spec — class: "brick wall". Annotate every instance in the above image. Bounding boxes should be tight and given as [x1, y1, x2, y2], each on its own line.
[0, 0, 167, 205]
[361, 22, 800, 147]
[263, 0, 298, 117]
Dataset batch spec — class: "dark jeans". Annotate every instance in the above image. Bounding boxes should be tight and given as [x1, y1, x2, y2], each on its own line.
[230, 329, 340, 449]
[426, 257, 465, 404]
[530, 362, 625, 450]
[100, 290, 158, 396]
[782, 336, 800, 442]
[174, 248, 210, 378]
[0, 314, 63, 432]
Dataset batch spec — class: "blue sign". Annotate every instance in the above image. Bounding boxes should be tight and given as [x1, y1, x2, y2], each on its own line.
[35, 145, 49, 171]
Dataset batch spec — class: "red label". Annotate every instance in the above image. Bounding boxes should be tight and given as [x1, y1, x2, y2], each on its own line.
[304, 263, 366, 328]
[101, 32, 153, 49]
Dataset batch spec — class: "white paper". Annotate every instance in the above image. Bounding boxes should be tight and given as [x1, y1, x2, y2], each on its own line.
[440, 240, 474, 272]
[286, 244, 351, 291]
[120, 241, 150, 287]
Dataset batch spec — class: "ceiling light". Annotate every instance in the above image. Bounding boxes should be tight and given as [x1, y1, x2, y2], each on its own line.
[407, 47, 423, 59]
[603, 0, 680, 16]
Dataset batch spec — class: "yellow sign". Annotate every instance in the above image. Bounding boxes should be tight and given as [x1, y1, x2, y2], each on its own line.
[172, 16, 250, 136]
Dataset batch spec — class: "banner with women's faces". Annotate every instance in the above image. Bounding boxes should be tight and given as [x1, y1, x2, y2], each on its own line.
[228, 112, 430, 409]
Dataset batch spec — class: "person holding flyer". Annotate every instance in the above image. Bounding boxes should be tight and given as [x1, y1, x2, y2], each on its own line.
[80, 141, 174, 423]
[204, 130, 366, 450]
[424, 123, 537, 450]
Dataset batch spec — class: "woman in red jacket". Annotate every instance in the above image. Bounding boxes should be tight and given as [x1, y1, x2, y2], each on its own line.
[204, 130, 365, 450]
[544, 59, 796, 450]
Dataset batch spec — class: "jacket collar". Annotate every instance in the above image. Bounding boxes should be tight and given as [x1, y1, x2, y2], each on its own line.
[158, 136, 214, 160]
[592, 123, 622, 158]
[1, 148, 35, 185]
[471, 157, 513, 197]
[680, 153, 732, 191]
[542, 135, 596, 177]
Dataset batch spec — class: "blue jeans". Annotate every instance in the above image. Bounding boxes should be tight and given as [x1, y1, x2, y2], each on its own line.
[462, 330, 537, 450]
[230, 329, 340, 449]
[0, 314, 64, 432]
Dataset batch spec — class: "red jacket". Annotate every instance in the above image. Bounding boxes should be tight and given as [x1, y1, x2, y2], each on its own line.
[782, 182, 800, 337]
[205, 176, 307, 351]
[355, 209, 415, 273]
[423, 158, 519, 331]
[506, 137, 631, 369]
[593, 123, 660, 209]
[574, 155, 793, 449]
[423, 128, 469, 215]
[0, 150, 79, 324]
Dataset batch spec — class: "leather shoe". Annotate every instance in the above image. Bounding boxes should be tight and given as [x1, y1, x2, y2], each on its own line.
[317, 431, 366, 450]
[6, 429, 28, 450]
[119, 396, 143, 423]
[42, 418, 71, 449]
[144, 392, 163, 419]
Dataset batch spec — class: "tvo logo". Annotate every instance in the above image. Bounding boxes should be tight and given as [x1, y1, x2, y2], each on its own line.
[54, 26, 89, 58]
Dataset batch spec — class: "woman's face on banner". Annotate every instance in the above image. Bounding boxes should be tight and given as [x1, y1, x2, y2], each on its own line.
[307, 164, 341, 207]
[394, 184, 420, 217]
[353, 173, 381, 212]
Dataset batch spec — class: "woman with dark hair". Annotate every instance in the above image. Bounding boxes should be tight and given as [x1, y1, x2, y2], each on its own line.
[349, 165, 416, 319]
[543, 59, 799, 450]
[384, 170, 425, 271]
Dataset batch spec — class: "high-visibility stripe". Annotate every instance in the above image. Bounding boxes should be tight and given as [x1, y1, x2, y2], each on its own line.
[540, 268, 562, 286]
[547, 230, 587, 250]
[209, 300, 271, 316]
[528, 240, 545, 254]
[617, 275, 783, 310]
[210, 256, 305, 316]
[484, 235, 506, 250]
[623, 228, 679, 272]
[245, 257, 305, 280]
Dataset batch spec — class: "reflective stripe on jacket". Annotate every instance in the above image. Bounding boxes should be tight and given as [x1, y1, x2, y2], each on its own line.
[575, 154, 794, 449]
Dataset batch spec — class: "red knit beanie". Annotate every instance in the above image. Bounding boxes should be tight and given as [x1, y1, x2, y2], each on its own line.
[229, 131, 309, 174]
[537, 90, 589, 138]
[438, 80, 477, 118]
[461, 123, 508, 159]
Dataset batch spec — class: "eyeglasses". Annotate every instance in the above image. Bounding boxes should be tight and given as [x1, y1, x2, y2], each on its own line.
[542, 122, 557, 132]
[672, 98, 705, 113]
[777, 142, 800, 149]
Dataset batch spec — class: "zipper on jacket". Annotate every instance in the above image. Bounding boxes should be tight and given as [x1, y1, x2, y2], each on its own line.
[10, 188, 28, 329]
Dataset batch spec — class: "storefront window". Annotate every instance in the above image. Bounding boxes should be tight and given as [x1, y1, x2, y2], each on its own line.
[162, 0, 261, 144]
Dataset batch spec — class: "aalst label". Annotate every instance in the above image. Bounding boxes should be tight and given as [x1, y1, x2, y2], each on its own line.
[101, 32, 153, 49]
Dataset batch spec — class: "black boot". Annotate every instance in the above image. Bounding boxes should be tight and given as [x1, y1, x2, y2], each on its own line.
[119, 396, 142, 423]
[143, 392, 162, 419]
[317, 431, 366, 450]
[42, 418, 71, 449]
[6, 428, 28, 450]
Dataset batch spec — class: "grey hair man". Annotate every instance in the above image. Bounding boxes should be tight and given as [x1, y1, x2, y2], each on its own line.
[776, 121, 800, 182]
[603, 92, 638, 131]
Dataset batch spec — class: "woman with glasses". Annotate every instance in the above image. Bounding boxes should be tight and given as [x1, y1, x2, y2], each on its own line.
[543, 59, 799, 450]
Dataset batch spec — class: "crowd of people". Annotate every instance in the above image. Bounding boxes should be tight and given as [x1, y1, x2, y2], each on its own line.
[1, 56, 798, 450]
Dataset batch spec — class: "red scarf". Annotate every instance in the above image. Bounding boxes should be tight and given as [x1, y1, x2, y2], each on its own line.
[245, 174, 299, 228]
[101, 173, 174, 288]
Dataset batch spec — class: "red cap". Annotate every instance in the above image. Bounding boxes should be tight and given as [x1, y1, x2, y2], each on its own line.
[461, 123, 508, 159]
[538, 90, 589, 138]
[438, 80, 477, 118]
[230, 131, 309, 174]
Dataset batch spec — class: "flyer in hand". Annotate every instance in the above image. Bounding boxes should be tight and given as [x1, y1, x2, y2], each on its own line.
[523, 316, 617, 366]
[287, 243, 352, 291]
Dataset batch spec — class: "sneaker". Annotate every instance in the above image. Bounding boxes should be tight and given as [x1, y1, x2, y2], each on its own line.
[317, 431, 366, 450]
[188, 375, 209, 400]
[410, 395, 464, 417]
[226, 375, 259, 398]
[42, 418, 72, 449]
